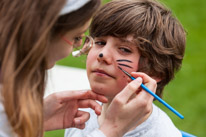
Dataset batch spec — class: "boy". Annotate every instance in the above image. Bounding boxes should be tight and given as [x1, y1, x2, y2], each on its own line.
[65, 0, 186, 136]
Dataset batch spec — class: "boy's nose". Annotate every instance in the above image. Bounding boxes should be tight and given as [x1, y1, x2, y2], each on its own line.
[97, 49, 113, 65]
[99, 53, 103, 58]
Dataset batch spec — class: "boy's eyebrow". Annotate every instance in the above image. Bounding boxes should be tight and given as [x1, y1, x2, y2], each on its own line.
[119, 38, 134, 45]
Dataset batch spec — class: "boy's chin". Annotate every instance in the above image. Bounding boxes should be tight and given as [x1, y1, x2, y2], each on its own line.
[91, 87, 105, 95]
[91, 87, 117, 99]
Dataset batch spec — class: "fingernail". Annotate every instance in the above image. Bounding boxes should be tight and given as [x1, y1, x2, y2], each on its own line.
[97, 108, 102, 115]
[136, 77, 142, 82]
[75, 119, 81, 125]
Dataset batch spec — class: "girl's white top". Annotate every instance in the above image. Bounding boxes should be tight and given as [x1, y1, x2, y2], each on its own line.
[0, 85, 17, 137]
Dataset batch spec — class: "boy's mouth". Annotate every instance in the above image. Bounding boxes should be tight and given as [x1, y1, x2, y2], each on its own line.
[92, 69, 115, 78]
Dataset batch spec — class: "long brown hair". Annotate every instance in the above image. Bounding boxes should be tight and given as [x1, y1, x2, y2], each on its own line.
[90, 0, 186, 97]
[0, 0, 100, 137]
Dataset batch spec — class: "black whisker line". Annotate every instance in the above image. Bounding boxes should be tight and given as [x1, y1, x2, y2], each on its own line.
[118, 63, 133, 69]
[116, 59, 133, 63]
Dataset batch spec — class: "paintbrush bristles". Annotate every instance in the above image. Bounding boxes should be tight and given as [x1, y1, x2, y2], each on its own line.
[118, 66, 133, 78]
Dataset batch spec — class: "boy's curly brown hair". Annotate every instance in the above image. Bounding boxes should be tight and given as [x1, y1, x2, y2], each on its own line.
[90, 0, 186, 97]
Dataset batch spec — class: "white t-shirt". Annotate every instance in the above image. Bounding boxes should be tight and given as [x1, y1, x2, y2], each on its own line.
[0, 84, 16, 136]
[0, 100, 17, 137]
[65, 104, 182, 137]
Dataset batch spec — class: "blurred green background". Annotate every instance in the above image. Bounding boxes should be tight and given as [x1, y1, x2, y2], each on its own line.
[45, 0, 206, 136]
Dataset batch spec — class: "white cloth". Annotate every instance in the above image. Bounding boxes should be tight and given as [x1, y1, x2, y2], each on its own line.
[86, 129, 106, 137]
[65, 104, 182, 137]
[0, 84, 16, 136]
[0, 100, 17, 137]
[60, 0, 91, 15]
[45, 65, 90, 97]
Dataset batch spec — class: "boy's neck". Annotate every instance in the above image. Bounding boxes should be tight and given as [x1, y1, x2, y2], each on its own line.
[97, 101, 111, 129]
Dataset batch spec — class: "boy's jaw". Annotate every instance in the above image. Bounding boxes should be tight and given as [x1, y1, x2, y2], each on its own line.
[88, 66, 129, 100]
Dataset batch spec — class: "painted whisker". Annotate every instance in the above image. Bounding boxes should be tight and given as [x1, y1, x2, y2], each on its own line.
[116, 59, 133, 63]
[118, 63, 133, 69]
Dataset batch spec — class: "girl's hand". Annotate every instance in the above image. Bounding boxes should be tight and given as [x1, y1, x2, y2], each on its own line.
[44, 90, 107, 131]
[99, 72, 157, 137]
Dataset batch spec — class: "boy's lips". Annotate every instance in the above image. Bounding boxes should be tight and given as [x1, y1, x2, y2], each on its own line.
[92, 69, 115, 78]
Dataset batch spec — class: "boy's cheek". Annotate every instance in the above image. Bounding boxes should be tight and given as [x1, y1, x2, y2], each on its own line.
[86, 51, 96, 66]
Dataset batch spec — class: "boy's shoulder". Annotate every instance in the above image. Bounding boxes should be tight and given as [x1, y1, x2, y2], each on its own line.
[152, 104, 182, 137]
[125, 104, 182, 137]
[64, 103, 182, 137]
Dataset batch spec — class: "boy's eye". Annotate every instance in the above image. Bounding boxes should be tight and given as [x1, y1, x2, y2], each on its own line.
[95, 41, 106, 46]
[119, 47, 132, 53]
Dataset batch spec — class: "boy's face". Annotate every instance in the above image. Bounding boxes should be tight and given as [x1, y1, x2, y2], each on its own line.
[86, 35, 140, 99]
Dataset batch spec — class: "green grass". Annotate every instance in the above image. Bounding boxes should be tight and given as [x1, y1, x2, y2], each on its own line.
[45, 0, 206, 136]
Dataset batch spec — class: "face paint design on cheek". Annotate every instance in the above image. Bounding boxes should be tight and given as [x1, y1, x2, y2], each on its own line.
[116, 59, 133, 69]
[116, 59, 134, 80]
[116, 59, 133, 63]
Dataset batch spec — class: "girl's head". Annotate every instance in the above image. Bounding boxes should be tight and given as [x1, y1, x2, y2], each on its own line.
[90, 0, 186, 97]
[0, 0, 100, 137]
[48, 0, 101, 68]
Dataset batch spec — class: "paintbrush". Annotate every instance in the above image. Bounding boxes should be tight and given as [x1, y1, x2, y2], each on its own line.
[118, 66, 184, 119]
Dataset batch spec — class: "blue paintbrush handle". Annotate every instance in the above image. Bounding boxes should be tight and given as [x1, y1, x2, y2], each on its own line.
[180, 130, 197, 137]
[130, 76, 184, 119]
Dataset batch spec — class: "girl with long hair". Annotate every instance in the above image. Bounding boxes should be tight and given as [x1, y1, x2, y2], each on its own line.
[0, 0, 155, 137]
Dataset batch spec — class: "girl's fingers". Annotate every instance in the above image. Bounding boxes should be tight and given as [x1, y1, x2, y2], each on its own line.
[131, 72, 157, 104]
[131, 72, 155, 84]
[78, 99, 102, 115]
[131, 72, 157, 94]
[74, 123, 85, 129]
[116, 77, 142, 104]
[54, 90, 108, 103]
[81, 90, 108, 103]
[73, 110, 90, 127]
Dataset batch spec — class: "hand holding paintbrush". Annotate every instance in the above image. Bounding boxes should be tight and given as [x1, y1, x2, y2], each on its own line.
[117, 59, 184, 119]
